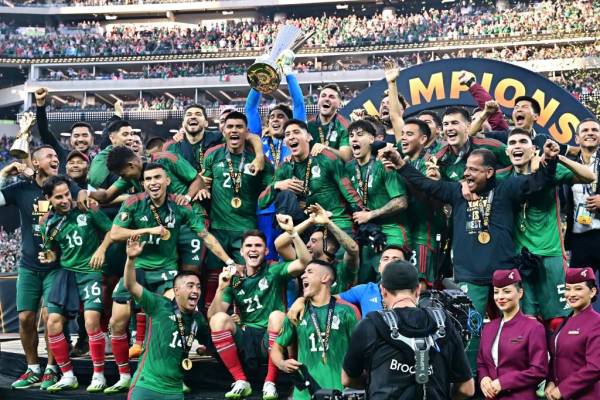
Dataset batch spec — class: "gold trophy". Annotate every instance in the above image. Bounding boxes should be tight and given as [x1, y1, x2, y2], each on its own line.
[10, 112, 36, 159]
[247, 26, 314, 94]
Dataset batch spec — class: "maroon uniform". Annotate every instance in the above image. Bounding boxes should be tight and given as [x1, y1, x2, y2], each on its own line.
[477, 311, 547, 399]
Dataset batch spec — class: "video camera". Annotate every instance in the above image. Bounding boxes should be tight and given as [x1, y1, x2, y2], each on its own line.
[291, 365, 366, 400]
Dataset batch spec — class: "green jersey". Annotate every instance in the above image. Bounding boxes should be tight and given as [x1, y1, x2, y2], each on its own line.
[497, 164, 574, 256]
[163, 130, 223, 172]
[406, 156, 446, 248]
[131, 288, 209, 395]
[307, 114, 350, 150]
[203, 144, 274, 231]
[346, 157, 409, 243]
[260, 150, 363, 231]
[330, 259, 357, 295]
[276, 298, 359, 400]
[41, 206, 112, 273]
[113, 152, 198, 196]
[222, 261, 292, 329]
[435, 137, 510, 182]
[113, 193, 205, 270]
[88, 145, 114, 189]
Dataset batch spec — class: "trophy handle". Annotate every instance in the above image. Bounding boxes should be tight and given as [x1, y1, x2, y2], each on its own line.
[290, 30, 316, 53]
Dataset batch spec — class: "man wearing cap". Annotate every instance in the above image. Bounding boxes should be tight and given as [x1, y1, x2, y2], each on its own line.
[66, 150, 89, 188]
[477, 269, 548, 399]
[342, 260, 474, 399]
[547, 267, 600, 400]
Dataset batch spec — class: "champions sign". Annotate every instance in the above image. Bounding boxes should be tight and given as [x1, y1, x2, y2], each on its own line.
[340, 58, 595, 145]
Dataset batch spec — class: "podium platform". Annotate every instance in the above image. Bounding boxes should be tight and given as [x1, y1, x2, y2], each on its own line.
[0, 335, 294, 399]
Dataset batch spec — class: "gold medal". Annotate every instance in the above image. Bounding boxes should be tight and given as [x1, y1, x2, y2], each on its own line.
[478, 231, 491, 244]
[181, 358, 193, 370]
[161, 229, 171, 241]
[231, 197, 242, 208]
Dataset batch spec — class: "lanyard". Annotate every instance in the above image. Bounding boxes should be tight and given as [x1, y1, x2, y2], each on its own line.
[478, 189, 494, 232]
[317, 115, 336, 146]
[355, 158, 374, 206]
[578, 150, 600, 195]
[308, 296, 336, 364]
[172, 301, 198, 361]
[149, 201, 174, 229]
[293, 156, 313, 198]
[225, 150, 246, 199]
[267, 137, 283, 168]
[44, 214, 67, 247]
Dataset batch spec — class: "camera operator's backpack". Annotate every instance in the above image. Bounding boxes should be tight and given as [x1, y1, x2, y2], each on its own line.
[367, 308, 446, 400]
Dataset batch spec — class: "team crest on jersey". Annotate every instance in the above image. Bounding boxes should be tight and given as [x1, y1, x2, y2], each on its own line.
[311, 165, 321, 178]
[258, 278, 269, 291]
[300, 319, 307, 326]
[119, 212, 129, 221]
[77, 214, 88, 227]
[165, 213, 175, 228]
[217, 161, 224, 168]
[329, 131, 338, 143]
[332, 315, 340, 330]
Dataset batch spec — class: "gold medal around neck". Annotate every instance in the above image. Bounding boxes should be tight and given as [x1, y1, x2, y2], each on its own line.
[181, 358, 193, 371]
[478, 231, 491, 244]
[161, 229, 171, 241]
[231, 197, 242, 208]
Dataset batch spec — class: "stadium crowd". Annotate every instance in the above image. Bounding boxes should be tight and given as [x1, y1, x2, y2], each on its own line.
[0, 228, 21, 274]
[1, 0, 599, 58]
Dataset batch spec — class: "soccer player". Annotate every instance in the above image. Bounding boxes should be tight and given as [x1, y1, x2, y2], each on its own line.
[497, 128, 596, 330]
[275, 203, 360, 295]
[435, 106, 510, 181]
[88, 119, 134, 190]
[399, 119, 446, 286]
[123, 235, 211, 400]
[0, 145, 85, 390]
[307, 84, 352, 161]
[346, 119, 409, 283]
[207, 224, 310, 400]
[197, 111, 274, 308]
[103, 163, 234, 394]
[382, 59, 408, 144]
[163, 104, 222, 172]
[418, 110, 444, 153]
[271, 259, 359, 400]
[259, 119, 363, 232]
[38, 175, 113, 392]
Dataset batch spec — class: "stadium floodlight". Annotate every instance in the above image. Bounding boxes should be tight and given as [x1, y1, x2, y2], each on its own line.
[105, 15, 118, 20]
[336, 4, 348, 9]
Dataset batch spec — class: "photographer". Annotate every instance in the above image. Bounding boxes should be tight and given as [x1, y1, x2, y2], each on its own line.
[342, 261, 474, 400]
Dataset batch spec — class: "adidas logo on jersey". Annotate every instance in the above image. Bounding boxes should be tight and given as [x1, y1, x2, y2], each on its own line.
[192, 255, 199, 261]
[450, 172, 458, 179]
[140, 216, 149, 222]
[238, 290, 246, 296]
[94, 298, 102, 304]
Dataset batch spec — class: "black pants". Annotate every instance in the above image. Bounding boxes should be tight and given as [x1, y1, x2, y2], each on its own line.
[570, 229, 600, 271]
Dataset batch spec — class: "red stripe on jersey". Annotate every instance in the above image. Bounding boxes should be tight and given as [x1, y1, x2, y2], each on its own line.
[125, 192, 147, 206]
[496, 165, 514, 174]
[337, 114, 350, 128]
[151, 151, 178, 163]
[129, 316, 152, 392]
[320, 149, 339, 161]
[258, 186, 272, 202]
[161, 139, 176, 152]
[204, 143, 225, 158]
[472, 137, 504, 148]
[335, 298, 362, 320]
[341, 177, 364, 208]
[435, 146, 450, 160]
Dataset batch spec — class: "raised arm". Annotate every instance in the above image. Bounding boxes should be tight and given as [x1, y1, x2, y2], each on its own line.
[275, 215, 316, 261]
[459, 71, 508, 131]
[274, 214, 311, 276]
[245, 89, 263, 135]
[206, 269, 233, 319]
[286, 74, 306, 122]
[123, 235, 144, 300]
[383, 59, 405, 144]
[35, 88, 68, 164]
[558, 154, 597, 184]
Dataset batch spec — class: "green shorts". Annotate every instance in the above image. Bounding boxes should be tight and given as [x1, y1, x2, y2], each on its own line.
[48, 271, 104, 316]
[178, 225, 204, 268]
[16, 267, 60, 313]
[521, 255, 570, 320]
[112, 267, 177, 303]
[204, 229, 244, 271]
[129, 385, 183, 400]
[410, 244, 439, 285]
[233, 325, 269, 370]
[102, 241, 127, 277]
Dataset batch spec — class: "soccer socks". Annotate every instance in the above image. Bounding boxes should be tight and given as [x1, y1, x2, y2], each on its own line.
[211, 330, 246, 381]
[135, 313, 146, 345]
[88, 330, 105, 374]
[110, 333, 131, 376]
[265, 330, 279, 383]
[48, 333, 73, 375]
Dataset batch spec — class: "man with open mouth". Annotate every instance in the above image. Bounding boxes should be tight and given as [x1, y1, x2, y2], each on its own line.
[435, 106, 511, 182]
[103, 162, 234, 394]
[121, 235, 211, 400]
[307, 83, 352, 161]
[207, 220, 310, 400]
[495, 128, 595, 331]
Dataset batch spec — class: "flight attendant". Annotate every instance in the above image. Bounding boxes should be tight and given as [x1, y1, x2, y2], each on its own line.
[477, 269, 548, 399]
[546, 267, 600, 400]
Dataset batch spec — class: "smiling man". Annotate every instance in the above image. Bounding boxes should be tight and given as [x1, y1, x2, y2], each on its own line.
[123, 236, 211, 400]
[435, 106, 510, 182]
[380, 140, 560, 370]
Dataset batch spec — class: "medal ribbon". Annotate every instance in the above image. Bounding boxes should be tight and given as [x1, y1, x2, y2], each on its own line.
[317, 115, 336, 146]
[172, 301, 198, 362]
[268, 137, 283, 168]
[225, 150, 246, 200]
[354, 159, 374, 206]
[579, 150, 600, 195]
[478, 190, 494, 233]
[307, 296, 336, 363]
[149, 201, 173, 230]
[44, 215, 67, 248]
[302, 157, 313, 197]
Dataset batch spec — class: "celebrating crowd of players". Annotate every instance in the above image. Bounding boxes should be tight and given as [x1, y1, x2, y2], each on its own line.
[1, 54, 600, 400]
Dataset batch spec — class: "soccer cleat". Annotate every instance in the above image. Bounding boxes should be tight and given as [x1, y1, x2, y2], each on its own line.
[262, 381, 278, 400]
[183, 382, 191, 394]
[225, 380, 252, 399]
[103, 376, 131, 394]
[11, 368, 42, 389]
[128, 343, 143, 358]
[40, 368, 59, 390]
[86, 375, 107, 393]
[46, 375, 78, 393]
